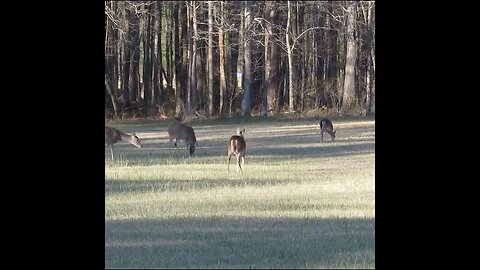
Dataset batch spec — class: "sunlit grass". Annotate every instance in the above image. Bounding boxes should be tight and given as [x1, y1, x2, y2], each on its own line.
[105, 117, 375, 268]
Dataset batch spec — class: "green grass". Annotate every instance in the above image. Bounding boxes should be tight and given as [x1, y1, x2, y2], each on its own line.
[105, 117, 375, 268]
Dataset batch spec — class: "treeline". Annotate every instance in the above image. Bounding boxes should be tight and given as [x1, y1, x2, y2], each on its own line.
[105, 1, 375, 119]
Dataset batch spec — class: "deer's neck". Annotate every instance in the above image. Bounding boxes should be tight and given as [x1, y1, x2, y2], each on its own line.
[120, 132, 133, 143]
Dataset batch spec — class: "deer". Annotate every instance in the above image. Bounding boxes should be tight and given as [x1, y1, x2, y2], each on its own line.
[319, 118, 336, 142]
[105, 126, 142, 161]
[227, 128, 246, 172]
[167, 120, 198, 157]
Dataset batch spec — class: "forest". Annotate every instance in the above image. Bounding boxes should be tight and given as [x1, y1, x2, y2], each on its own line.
[104, 1, 375, 120]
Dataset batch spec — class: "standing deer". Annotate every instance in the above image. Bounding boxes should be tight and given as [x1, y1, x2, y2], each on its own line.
[227, 128, 246, 172]
[167, 120, 198, 157]
[105, 126, 142, 161]
[319, 118, 336, 142]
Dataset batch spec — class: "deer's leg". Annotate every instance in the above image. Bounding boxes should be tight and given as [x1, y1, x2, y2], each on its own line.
[172, 138, 177, 148]
[169, 141, 176, 158]
[321, 131, 324, 141]
[237, 155, 242, 172]
[241, 155, 245, 170]
[110, 145, 114, 161]
[227, 154, 232, 172]
[184, 141, 190, 158]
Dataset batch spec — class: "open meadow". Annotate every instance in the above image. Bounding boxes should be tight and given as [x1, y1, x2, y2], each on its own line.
[105, 116, 375, 268]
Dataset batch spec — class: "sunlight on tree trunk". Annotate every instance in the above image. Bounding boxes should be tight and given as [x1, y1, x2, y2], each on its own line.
[342, 1, 358, 113]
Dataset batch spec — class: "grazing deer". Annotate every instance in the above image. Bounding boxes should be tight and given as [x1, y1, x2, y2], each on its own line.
[227, 128, 246, 172]
[319, 118, 336, 142]
[167, 120, 198, 157]
[105, 126, 142, 161]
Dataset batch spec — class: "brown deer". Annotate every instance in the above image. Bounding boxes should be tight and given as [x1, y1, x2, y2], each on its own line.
[167, 120, 198, 157]
[105, 126, 142, 161]
[319, 118, 336, 142]
[227, 128, 246, 172]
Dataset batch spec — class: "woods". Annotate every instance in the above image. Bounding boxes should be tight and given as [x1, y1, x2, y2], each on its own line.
[105, 1, 375, 119]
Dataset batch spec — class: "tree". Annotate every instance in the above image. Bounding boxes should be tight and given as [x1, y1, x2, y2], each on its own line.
[218, 0, 226, 116]
[262, 1, 271, 116]
[142, 2, 153, 114]
[265, 0, 279, 116]
[174, 2, 186, 117]
[284, 1, 320, 113]
[241, 1, 253, 117]
[186, 1, 194, 115]
[192, 1, 202, 113]
[341, 1, 358, 113]
[104, 1, 375, 119]
[129, 4, 141, 105]
[207, 1, 214, 117]
[364, 1, 374, 116]
[286, 1, 295, 113]
[153, 1, 163, 107]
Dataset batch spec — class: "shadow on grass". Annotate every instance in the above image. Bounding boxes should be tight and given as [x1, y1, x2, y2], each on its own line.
[105, 177, 307, 194]
[106, 141, 375, 165]
[248, 143, 375, 157]
[105, 216, 375, 268]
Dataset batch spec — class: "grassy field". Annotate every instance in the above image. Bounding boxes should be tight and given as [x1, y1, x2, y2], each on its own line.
[105, 116, 375, 268]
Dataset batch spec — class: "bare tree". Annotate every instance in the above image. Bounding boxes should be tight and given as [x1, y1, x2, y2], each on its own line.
[266, 0, 279, 116]
[105, 75, 119, 117]
[186, 1, 194, 115]
[262, 1, 272, 116]
[104, 1, 375, 119]
[241, 0, 252, 117]
[286, 1, 295, 113]
[142, 3, 153, 114]
[207, 1, 214, 117]
[175, 2, 186, 117]
[129, 4, 141, 105]
[364, 1, 374, 116]
[153, 1, 163, 106]
[218, 1, 226, 116]
[192, 1, 202, 113]
[341, 1, 358, 113]
[284, 1, 320, 113]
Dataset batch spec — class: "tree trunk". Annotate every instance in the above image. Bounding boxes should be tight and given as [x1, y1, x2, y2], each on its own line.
[218, 1, 226, 116]
[266, 1, 278, 116]
[227, 5, 238, 117]
[143, 4, 152, 114]
[315, 3, 323, 108]
[298, 2, 305, 113]
[241, 0, 252, 117]
[122, 5, 132, 105]
[262, 1, 272, 116]
[129, 6, 141, 104]
[105, 76, 119, 117]
[341, 1, 358, 113]
[186, 1, 193, 115]
[236, 1, 244, 91]
[286, 1, 295, 113]
[153, 2, 163, 106]
[175, 3, 185, 117]
[105, 2, 118, 118]
[365, 2, 374, 116]
[207, 1, 214, 117]
[191, 1, 200, 113]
